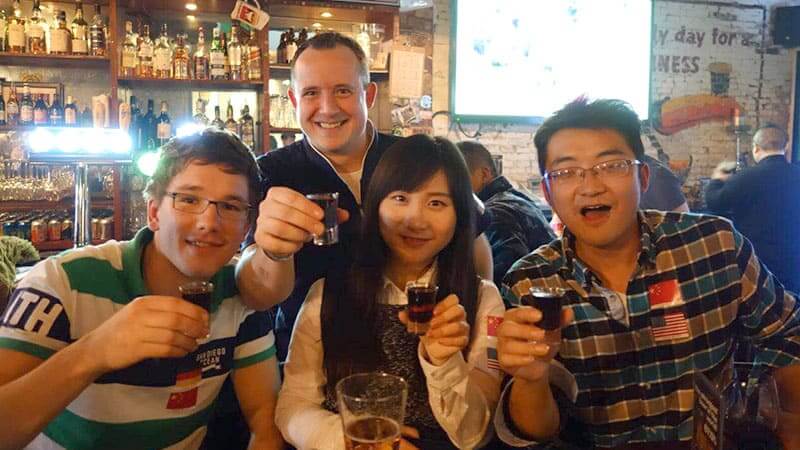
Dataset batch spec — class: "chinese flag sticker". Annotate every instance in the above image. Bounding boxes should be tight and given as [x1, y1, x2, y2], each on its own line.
[648, 279, 681, 307]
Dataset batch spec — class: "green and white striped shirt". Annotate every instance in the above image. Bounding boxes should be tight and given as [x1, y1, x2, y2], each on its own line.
[0, 228, 276, 449]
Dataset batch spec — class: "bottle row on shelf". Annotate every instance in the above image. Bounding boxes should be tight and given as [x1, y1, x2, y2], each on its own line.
[120, 21, 262, 82]
[0, 81, 91, 128]
[122, 96, 256, 152]
[0, 209, 114, 243]
[0, 0, 107, 56]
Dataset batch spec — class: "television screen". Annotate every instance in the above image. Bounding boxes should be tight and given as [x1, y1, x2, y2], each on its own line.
[451, 0, 652, 122]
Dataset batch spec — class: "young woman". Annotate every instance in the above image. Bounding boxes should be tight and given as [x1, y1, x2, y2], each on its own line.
[275, 135, 504, 450]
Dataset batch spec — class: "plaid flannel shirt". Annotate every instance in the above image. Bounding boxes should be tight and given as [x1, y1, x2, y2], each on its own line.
[501, 210, 800, 447]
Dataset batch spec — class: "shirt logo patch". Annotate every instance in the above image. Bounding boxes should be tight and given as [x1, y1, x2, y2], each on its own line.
[648, 279, 684, 309]
[166, 387, 198, 409]
[1, 288, 68, 339]
[651, 309, 690, 342]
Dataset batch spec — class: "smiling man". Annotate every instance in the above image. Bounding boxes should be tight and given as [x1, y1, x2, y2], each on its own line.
[493, 98, 800, 448]
[0, 129, 283, 450]
[233, 32, 492, 366]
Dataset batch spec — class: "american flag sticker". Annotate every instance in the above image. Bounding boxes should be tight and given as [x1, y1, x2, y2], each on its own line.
[651, 309, 690, 342]
[487, 316, 503, 372]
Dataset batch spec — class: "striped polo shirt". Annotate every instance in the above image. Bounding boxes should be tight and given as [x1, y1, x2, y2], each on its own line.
[502, 211, 800, 447]
[0, 228, 276, 449]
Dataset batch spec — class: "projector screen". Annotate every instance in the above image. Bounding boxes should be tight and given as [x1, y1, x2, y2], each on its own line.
[450, 0, 652, 122]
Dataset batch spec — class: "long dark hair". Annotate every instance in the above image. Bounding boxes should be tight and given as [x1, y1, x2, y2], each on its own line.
[321, 134, 479, 393]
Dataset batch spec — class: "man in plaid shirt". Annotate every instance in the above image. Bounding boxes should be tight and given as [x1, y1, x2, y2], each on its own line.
[494, 98, 800, 448]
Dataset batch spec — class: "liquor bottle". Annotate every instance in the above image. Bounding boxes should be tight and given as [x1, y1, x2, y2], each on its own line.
[26, 0, 47, 55]
[0, 8, 6, 52]
[70, 1, 89, 55]
[246, 28, 261, 81]
[220, 29, 230, 79]
[0, 81, 5, 126]
[172, 33, 190, 80]
[153, 24, 172, 79]
[238, 104, 255, 150]
[121, 20, 138, 77]
[156, 101, 171, 145]
[285, 28, 297, 63]
[80, 105, 92, 127]
[193, 26, 209, 80]
[50, 10, 72, 55]
[89, 3, 105, 56]
[227, 22, 244, 81]
[211, 105, 224, 129]
[48, 95, 64, 126]
[193, 98, 208, 125]
[137, 24, 154, 78]
[297, 28, 308, 47]
[64, 95, 77, 126]
[6, 1, 26, 53]
[19, 85, 34, 125]
[6, 85, 19, 126]
[128, 95, 141, 148]
[139, 99, 155, 148]
[33, 94, 48, 125]
[224, 101, 238, 135]
[209, 27, 226, 80]
[276, 31, 287, 64]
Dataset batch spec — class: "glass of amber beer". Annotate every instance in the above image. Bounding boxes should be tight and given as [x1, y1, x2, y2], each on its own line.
[336, 372, 407, 450]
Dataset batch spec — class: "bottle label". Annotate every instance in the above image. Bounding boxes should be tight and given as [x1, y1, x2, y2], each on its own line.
[20, 105, 33, 122]
[51, 30, 70, 53]
[49, 111, 63, 123]
[248, 48, 261, 79]
[225, 123, 238, 135]
[174, 61, 189, 79]
[154, 50, 171, 71]
[34, 108, 47, 124]
[28, 25, 45, 40]
[241, 122, 254, 147]
[157, 122, 171, 139]
[139, 45, 153, 58]
[90, 28, 105, 49]
[65, 108, 76, 125]
[122, 52, 137, 69]
[210, 52, 225, 76]
[8, 24, 25, 47]
[195, 58, 208, 79]
[7, 102, 19, 116]
[72, 38, 88, 53]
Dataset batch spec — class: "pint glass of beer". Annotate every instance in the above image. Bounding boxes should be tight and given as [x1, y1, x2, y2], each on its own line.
[336, 372, 407, 450]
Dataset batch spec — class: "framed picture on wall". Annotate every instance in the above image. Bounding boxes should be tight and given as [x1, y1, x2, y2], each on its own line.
[1, 81, 64, 107]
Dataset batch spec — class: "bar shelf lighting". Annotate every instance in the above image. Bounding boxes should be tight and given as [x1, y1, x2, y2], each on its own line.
[27, 127, 132, 162]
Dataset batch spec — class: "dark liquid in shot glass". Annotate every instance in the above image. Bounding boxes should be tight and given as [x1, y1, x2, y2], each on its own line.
[182, 291, 211, 311]
[407, 286, 437, 324]
[524, 288, 563, 331]
[307, 193, 339, 245]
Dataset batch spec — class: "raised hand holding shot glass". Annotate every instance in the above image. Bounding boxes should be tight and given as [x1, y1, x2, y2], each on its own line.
[498, 286, 573, 383]
[179, 281, 213, 341]
[336, 372, 408, 450]
[306, 192, 340, 245]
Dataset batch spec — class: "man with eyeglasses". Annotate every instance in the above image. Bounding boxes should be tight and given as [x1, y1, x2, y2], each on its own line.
[0, 129, 284, 450]
[494, 98, 800, 448]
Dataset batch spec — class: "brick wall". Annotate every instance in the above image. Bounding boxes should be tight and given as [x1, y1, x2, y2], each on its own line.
[432, 0, 798, 207]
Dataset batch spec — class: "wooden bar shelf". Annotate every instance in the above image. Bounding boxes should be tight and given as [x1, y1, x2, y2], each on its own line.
[118, 77, 264, 91]
[0, 52, 110, 69]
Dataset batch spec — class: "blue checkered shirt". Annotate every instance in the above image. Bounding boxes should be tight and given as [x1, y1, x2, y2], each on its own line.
[500, 211, 800, 448]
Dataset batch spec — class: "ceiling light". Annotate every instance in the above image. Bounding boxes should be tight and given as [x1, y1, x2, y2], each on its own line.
[320, 11, 333, 18]
[185, 2, 198, 11]
[186, 14, 196, 21]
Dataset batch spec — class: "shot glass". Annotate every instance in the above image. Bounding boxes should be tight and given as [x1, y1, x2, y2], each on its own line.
[336, 372, 407, 450]
[519, 286, 565, 350]
[306, 192, 339, 246]
[178, 281, 214, 312]
[405, 281, 438, 335]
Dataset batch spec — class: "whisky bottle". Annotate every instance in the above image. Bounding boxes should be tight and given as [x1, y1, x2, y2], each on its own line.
[238, 104, 255, 150]
[153, 24, 172, 79]
[88, 4, 105, 56]
[246, 29, 262, 81]
[70, 1, 89, 55]
[172, 33, 190, 80]
[227, 22, 244, 81]
[137, 24, 154, 77]
[193, 26, 209, 80]
[121, 20, 138, 77]
[50, 10, 72, 55]
[224, 101, 238, 135]
[209, 27, 226, 80]
[26, 0, 46, 55]
[6, 1, 26, 53]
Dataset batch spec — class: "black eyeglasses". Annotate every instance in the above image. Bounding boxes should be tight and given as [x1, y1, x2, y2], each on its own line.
[167, 192, 252, 221]
[543, 159, 643, 188]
